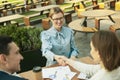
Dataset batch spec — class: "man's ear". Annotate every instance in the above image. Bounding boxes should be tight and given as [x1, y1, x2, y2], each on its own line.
[0, 54, 7, 64]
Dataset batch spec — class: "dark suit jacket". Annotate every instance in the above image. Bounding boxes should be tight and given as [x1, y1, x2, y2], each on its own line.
[0, 71, 28, 80]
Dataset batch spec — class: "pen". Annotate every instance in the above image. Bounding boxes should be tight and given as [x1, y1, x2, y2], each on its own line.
[49, 71, 57, 79]
[54, 71, 57, 78]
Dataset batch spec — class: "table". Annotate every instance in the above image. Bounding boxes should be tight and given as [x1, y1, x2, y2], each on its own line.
[19, 64, 79, 80]
[23, 5, 59, 26]
[30, 5, 59, 15]
[68, 19, 98, 35]
[0, 2, 12, 9]
[80, 9, 116, 30]
[19, 56, 95, 80]
[0, 14, 24, 24]
[65, 0, 87, 7]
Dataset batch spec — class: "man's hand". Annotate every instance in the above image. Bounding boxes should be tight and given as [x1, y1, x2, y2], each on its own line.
[70, 56, 77, 60]
[54, 55, 67, 66]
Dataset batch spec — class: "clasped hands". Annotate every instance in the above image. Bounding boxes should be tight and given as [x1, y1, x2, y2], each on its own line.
[54, 55, 76, 66]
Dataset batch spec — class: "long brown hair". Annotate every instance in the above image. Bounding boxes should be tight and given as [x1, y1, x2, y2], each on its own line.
[92, 30, 120, 71]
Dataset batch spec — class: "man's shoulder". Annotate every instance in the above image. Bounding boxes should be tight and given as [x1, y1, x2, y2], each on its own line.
[0, 71, 27, 80]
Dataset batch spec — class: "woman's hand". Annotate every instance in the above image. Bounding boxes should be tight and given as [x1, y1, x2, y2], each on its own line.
[70, 56, 77, 60]
[54, 55, 67, 66]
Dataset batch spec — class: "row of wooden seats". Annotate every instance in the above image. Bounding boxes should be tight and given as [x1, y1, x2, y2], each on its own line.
[24, 13, 43, 26]
[0, 21, 19, 27]
[23, 9, 50, 26]
[74, 4, 99, 18]
[0, 2, 38, 16]
[62, 1, 99, 14]
[0, 5, 25, 16]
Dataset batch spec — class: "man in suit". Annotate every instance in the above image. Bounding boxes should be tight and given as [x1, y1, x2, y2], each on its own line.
[0, 36, 27, 80]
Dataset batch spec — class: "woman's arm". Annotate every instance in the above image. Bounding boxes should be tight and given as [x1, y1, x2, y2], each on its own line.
[66, 59, 101, 77]
[70, 30, 79, 57]
[40, 31, 66, 66]
[40, 31, 55, 63]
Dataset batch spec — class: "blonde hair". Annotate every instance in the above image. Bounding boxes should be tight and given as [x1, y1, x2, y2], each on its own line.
[49, 7, 64, 19]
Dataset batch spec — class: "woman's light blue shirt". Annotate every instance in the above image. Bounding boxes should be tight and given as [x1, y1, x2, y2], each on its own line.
[40, 26, 79, 66]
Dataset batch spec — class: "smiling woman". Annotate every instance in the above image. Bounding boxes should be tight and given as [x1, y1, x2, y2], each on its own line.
[40, 7, 79, 66]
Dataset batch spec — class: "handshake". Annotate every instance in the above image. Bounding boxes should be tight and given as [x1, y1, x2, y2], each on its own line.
[54, 55, 77, 66]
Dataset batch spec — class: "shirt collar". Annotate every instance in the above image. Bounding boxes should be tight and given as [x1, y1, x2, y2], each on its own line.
[0, 69, 11, 75]
[49, 26, 65, 38]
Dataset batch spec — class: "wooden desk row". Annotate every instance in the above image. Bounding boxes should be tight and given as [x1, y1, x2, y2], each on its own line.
[0, 5, 59, 26]
[23, 5, 59, 26]
[23, 5, 72, 26]
[0, 14, 24, 23]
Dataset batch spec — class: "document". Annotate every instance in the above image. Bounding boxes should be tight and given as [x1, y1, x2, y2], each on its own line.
[77, 73, 88, 80]
[42, 66, 76, 80]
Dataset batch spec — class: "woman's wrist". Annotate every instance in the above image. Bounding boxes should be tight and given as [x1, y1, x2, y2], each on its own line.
[54, 55, 59, 61]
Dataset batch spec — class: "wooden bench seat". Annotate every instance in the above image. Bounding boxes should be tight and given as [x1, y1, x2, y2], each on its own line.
[98, 0, 115, 9]
[103, 0, 115, 9]
[64, 12, 72, 24]
[2, 9, 7, 16]
[24, 12, 48, 26]
[41, 1, 50, 6]
[85, 5, 99, 10]
[82, 0, 99, 10]
[60, 3, 78, 13]
[71, 26, 98, 34]
[27, 13, 40, 18]
[12, 6, 25, 14]
[68, 19, 98, 35]
[109, 23, 120, 32]
[103, 0, 115, 4]
[95, 17, 109, 29]
[1, 6, 25, 16]
[73, 26, 98, 35]
[63, 6, 75, 13]
[63, 4, 99, 13]
[109, 18, 120, 32]
[42, 18, 50, 30]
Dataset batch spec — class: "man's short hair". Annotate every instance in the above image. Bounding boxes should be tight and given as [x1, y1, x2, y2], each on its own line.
[0, 35, 13, 55]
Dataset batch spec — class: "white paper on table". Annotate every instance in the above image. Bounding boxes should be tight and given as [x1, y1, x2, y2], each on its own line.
[42, 66, 76, 80]
[77, 72, 88, 79]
